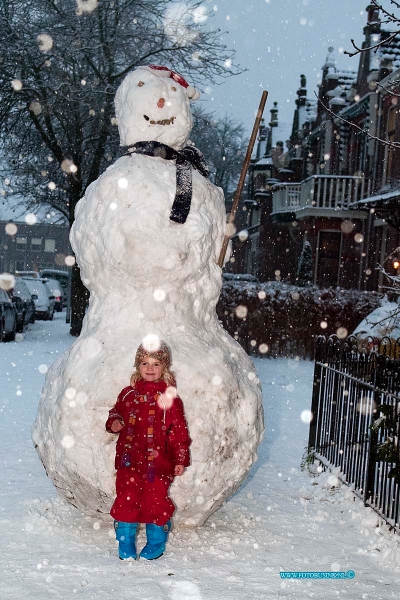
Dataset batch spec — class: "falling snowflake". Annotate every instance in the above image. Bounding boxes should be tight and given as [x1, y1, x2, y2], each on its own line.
[61, 435, 74, 449]
[235, 305, 248, 319]
[153, 289, 166, 302]
[192, 5, 208, 23]
[65, 255, 75, 267]
[225, 222, 236, 237]
[25, 213, 37, 225]
[142, 334, 161, 352]
[64, 388, 76, 400]
[76, 0, 98, 15]
[300, 410, 312, 423]
[117, 177, 128, 189]
[11, 79, 23, 91]
[29, 101, 42, 116]
[61, 159, 78, 174]
[37, 34, 53, 52]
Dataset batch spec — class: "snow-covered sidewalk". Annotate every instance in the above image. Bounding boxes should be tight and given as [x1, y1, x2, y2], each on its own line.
[0, 314, 399, 599]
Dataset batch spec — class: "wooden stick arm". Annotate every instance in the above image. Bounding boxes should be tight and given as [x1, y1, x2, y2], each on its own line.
[217, 91, 268, 268]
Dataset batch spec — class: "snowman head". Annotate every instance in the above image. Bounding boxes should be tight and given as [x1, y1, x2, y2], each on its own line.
[115, 65, 200, 151]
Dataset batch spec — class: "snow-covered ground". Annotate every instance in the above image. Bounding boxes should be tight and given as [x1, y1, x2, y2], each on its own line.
[1, 314, 399, 599]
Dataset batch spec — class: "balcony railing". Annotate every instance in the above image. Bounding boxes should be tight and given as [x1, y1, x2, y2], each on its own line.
[272, 175, 369, 216]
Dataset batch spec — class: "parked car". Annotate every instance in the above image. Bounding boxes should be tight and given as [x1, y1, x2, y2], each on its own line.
[23, 278, 55, 320]
[40, 268, 71, 322]
[40, 269, 70, 308]
[15, 270, 41, 279]
[0, 288, 17, 341]
[9, 278, 36, 332]
[43, 278, 64, 312]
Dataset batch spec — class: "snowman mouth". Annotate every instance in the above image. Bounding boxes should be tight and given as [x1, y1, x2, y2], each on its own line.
[144, 115, 176, 126]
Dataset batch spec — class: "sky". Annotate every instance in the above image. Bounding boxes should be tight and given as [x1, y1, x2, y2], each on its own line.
[197, 0, 368, 137]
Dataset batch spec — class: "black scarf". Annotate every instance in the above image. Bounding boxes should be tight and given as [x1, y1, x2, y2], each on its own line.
[123, 141, 209, 224]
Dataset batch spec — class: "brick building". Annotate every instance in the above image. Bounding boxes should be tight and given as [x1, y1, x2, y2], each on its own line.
[0, 201, 71, 273]
[233, 4, 400, 292]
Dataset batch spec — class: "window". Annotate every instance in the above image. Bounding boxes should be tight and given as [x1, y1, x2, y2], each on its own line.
[316, 231, 342, 288]
[44, 238, 56, 253]
[31, 237, 42, 250]
[16, 236, 27, 251]
[16, 260, 26, 271]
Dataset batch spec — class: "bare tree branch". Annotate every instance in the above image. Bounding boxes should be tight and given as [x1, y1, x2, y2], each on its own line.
[315, 92, 400, 148]
[344, 30, 400, 57]
[372, 0, 400, 24]
[376, 78, 400, 96]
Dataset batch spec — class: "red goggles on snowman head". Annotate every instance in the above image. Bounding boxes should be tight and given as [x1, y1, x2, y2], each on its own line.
[139, 64, 200, 100]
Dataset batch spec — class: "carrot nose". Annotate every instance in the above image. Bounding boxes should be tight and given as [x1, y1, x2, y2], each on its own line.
[157, 97, 165, 108]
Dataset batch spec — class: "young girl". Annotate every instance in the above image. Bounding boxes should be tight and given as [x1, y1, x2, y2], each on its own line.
[106, 340, 191, 560]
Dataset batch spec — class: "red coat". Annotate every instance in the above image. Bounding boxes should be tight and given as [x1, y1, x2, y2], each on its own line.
[106, 379, 191, 478]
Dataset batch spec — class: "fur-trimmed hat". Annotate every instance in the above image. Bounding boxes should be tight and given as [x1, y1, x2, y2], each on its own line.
[134, 339, 172, 369]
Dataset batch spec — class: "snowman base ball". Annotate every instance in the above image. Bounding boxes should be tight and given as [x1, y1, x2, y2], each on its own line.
[32, 65, 264, 526]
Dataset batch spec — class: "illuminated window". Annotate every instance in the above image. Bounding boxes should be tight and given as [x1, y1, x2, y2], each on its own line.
[16, 236, 27, 251]
[44, 238, 56, 253]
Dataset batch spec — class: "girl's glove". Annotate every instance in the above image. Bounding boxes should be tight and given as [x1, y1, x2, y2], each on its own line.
[110, 419, 124, 433]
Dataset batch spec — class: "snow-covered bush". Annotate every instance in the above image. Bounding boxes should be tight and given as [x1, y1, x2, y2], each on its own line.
[217, 281, 382, 358]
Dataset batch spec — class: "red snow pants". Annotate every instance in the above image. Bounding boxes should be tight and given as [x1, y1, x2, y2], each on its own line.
[110, 468, 175, 526]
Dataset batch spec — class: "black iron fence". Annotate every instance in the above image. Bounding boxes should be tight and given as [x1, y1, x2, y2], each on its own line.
[309, 335, 400, 532]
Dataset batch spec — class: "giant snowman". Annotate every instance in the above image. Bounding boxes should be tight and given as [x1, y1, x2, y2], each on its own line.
[33, 65, 264, 526]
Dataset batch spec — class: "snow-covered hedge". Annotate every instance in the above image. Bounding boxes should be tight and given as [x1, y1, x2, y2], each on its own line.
[217, 281, 382, 358]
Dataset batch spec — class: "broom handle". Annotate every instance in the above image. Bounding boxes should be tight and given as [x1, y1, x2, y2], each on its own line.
[217, 90, 268, 268]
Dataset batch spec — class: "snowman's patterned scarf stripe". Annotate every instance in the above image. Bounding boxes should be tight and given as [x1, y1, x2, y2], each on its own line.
[123, 141, 209, 224]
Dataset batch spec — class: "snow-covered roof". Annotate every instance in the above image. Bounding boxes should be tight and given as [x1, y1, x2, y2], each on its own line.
[378, 28, 400, 69]
[349, 188, 400, 207]
[335, 69, 357, 92]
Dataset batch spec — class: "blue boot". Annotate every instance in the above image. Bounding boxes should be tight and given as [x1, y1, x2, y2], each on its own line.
[114, 521, 138, 560]
[139, 521, 171, 560]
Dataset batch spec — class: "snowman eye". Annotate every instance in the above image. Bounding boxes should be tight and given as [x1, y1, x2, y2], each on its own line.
[137, 81, 145, 87]
[171, 86, 177, 91]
